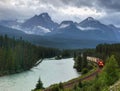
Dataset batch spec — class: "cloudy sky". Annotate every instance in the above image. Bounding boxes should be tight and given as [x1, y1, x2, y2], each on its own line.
[0, 0, 120, 26]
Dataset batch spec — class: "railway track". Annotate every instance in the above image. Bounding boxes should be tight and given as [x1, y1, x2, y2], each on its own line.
[44, 68, 101, 91]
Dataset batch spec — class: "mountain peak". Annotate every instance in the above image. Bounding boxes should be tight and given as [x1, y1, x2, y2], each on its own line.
[32, 13, 51, 19]
[80, 17, 98, 24]
[21, 12, 58, 33]
[39, 13, 50, 19]
[79, 17, 101, 27]
[86, 17, 95, 21]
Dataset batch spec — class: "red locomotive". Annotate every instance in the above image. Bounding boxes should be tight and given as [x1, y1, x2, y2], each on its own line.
[97, 59, 104, 67]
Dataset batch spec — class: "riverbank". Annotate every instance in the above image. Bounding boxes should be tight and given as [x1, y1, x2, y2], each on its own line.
[0, 59, 44, 77]
[0, 67, 30, 77]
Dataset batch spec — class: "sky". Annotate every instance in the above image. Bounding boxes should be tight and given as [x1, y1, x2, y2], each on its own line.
[0, 0, 120, 26]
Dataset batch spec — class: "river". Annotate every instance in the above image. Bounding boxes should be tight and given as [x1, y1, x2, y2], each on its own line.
[0, 58, 80, 91]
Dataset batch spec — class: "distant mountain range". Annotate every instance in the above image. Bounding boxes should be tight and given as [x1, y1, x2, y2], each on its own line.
[0, 12, 120, 49]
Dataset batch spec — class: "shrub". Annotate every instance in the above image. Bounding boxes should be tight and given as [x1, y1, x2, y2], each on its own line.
[82, 68, 88, 74]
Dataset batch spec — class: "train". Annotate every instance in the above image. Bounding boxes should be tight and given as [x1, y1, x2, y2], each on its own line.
[97, 59, 104, 67]
[87, 56, 104, 67]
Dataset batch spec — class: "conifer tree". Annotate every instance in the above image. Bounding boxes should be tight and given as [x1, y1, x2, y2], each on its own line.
[35, 78, 44, 90]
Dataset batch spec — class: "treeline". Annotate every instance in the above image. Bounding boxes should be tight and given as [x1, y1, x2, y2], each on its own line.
[96, 43, 120, 54]
[55, 49, 87, 59]
[96, 43, 120, 67]
[0, 35, 60, 75]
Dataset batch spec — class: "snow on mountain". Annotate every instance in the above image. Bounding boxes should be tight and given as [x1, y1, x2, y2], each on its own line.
[21, 26, 51, 35]
[59, 24, 70, 29]
[36, 26, 51, 33]
[76, 26, 98, 31]
[57, 21, 76, 30]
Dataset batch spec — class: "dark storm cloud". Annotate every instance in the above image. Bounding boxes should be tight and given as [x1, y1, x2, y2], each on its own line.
[60, 0, 120, 12]
[97, 0, 120, 11]
[60, 0, 96, 7]
[0, 0, 120, 26]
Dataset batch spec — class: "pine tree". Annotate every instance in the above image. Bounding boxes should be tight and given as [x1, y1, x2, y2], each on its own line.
[35, 78, 44, 90]
[74, 54, 82, 72]
[82, 52, 87, 68]
[59, 82, 63, 89]
[78, 81, 83, 88]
